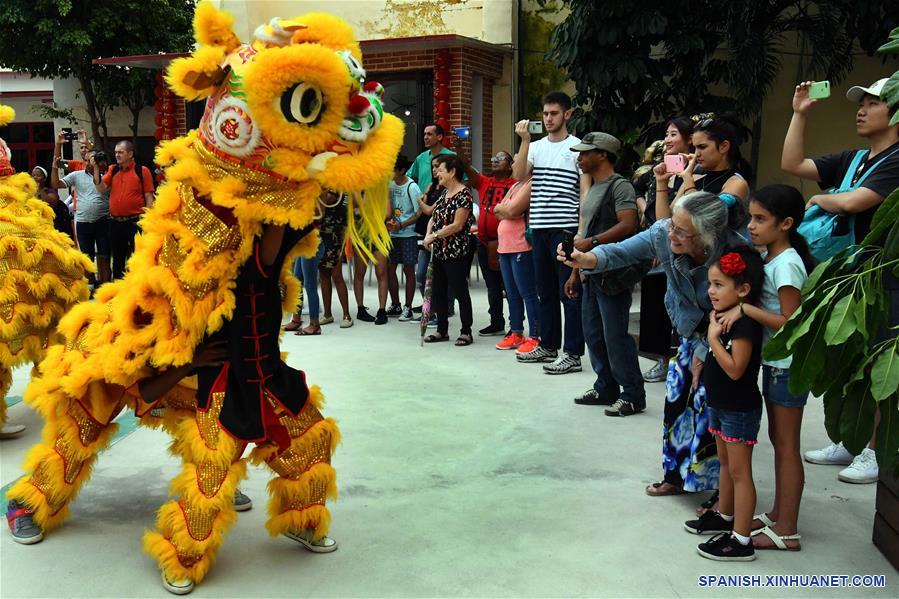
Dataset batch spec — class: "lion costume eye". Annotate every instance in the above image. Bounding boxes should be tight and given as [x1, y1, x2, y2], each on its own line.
[280, 82, 323, 125]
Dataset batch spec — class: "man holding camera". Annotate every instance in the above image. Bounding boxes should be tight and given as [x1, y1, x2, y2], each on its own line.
[96, 140, 154, 280]
[513, 91, 591, 375]
[50, 131, 112, 285]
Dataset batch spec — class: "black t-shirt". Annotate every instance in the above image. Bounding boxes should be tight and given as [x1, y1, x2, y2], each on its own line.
[813, 141, 899, 243]
[704, 317, 763, 412]
[415, 183, 444, 239]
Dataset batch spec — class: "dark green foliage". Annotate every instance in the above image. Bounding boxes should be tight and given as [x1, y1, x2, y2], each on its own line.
[0, 0, 195, 149]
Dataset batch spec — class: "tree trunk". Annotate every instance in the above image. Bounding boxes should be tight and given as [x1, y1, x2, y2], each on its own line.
[749, 115, 762, 189]
[129, 105, 141, 149]
[76, 72, 105, 153]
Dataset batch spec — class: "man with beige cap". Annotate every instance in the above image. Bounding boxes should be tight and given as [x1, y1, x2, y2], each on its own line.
[782, 76, 899, 485]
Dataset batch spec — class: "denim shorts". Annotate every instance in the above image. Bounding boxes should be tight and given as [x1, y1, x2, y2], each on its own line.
[707, 405, 762, 445]
[762, 365, 808, 408]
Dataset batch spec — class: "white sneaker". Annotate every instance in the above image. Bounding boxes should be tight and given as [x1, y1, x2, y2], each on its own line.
[804, 442, 854, 465]
[161, 572, 194, 595]
[0, 422, 26, 438]
[838, 448, 879, 484]
[284, 529, 338, 553]
[542, 353, 582, 375]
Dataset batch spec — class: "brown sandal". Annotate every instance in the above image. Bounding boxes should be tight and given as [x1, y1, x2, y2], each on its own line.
[455, 335, 473, 346]
[283, 316, 303, 332]
[295, 325, 321, 336]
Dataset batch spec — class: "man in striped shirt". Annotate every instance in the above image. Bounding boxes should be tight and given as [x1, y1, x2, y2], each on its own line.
[512, 91, 591, 374]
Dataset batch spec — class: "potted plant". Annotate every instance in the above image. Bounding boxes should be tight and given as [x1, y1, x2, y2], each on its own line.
[765, 27, 899, 568]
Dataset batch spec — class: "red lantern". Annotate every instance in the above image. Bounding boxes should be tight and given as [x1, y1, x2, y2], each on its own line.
[154, 84, 166, 98]
[435, 101, 450, 118]
[154, 127, 166, 140]
[154, 114, 164, 127]
[435, 69, 449, 84]
[161, 100, 173, 113]
[161, 130, 175, 141]
[155, 70, 165, 83]
[434, 84, 450, 101]
[435, 52, 449, 68]
[154, 99, 164, 112]
[162, 115, 176, 129]
[436, 118, 450, 133]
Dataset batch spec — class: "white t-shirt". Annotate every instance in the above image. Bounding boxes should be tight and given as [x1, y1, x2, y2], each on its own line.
[527, 135, 581, 230]
[61, 170, 109, 223]
[761, 247, 807, 368]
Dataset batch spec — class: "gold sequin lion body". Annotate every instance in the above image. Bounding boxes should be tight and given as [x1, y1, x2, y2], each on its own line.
[7, 1, 402, 587]
[0, 105, 94, 431]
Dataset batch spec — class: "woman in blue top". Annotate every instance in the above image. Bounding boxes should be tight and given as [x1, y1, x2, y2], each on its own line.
[560, 191, 749, 497]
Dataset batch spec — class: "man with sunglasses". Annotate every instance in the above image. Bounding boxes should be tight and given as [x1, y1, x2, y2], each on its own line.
[460, 150, 516, 336]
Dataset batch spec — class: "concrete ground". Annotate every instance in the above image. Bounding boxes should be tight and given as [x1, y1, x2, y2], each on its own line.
[0, 272, 896, 598]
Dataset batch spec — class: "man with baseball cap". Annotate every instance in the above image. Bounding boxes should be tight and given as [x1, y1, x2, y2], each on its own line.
[567, 132, 645, 416]
[782, 77, 899, 486]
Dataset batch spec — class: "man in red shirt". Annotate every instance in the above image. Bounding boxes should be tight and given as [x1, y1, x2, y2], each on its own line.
[96, 140, 154, 279]
[462, 150, 516, 336]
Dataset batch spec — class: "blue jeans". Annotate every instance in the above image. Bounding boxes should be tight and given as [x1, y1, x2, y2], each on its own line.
[531, 228, 583, 355]
[707, 406, 762, 445]
[762, 365, 808, 408]
[581, 279, 645, 404]
[499, 251, 539, 338]
[293, 244, 324, 320]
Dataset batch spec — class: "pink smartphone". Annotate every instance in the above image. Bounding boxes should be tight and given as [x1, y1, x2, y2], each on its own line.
[664, 154, 686, 174]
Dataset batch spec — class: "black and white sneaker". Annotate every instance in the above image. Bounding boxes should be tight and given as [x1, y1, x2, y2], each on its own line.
[385, 303, 403, 317]
[604, 398, 645, 417]
[478, 323, 506, 337]
[697, 533, 756, 561]
[399, 306, 414, 321]
[542, 353, 582, 374]
[516, 345, 558, 363]
[684, 510, 734, 535]
[233, 489, 252, 512]
[574, 389, 618, 406]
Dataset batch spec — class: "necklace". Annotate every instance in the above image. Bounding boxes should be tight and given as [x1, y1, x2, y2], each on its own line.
[697, 170, 731, 193]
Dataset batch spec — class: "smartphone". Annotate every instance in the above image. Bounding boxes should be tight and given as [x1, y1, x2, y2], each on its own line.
[808, 80, 831, 100]
[528, 120, 543, 135]
[561, 230, 575, 260]
[454, 126, 471, 140]
[663, 154, 686, 174]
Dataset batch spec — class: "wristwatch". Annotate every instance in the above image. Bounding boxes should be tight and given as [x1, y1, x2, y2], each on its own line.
[591, 236, 599, 247]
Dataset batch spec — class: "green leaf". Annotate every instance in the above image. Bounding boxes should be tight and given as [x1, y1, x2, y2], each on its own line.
[788, 311, 830, 394]
[787, 288, 836, 350]
[880, 72, 899, 109]
[811, 332, 864, 397]
[892, 111, 899, 127]
[874, 395, 899, 478]
[823, 387, 845, 444]
[871, 342, 899, 401]
[839, 379, 877, 456]
[885, 220, 899, 260]
[824, 294, 858, 345]
[856, 291, 868, 341]
[862, 187, 899, 245]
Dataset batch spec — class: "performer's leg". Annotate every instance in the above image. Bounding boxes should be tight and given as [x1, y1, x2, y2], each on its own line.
[0, 365, 10, 428]
[250, 386, 339, 547]
[143, 395, 246, 587]
[6, 377, 124, 533]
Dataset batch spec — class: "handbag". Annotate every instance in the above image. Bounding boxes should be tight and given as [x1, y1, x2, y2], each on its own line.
[586, 177, 652, 295]
[798, 146, 899, 261]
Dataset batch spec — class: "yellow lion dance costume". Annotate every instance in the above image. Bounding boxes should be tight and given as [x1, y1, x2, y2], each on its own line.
[6, 3, 402, 593]
[0, 105, 94, 438]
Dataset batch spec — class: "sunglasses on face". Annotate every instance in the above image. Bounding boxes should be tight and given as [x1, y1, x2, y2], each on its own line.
[490, 155, 509, 164]
[667, 221, 697, 240]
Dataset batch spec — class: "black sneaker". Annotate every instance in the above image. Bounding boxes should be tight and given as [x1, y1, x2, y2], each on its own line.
[478, 323, 506, 337]
[604, 398, 645, 417]
[574, 389, 619, 406]
[412, 305, 423, 314]
[684, 510, 734, 535]
[374, 309, 388, 325]
[385, 304, 403, 317]
[697, 533, 756, 561]
[357, 307, 376, 322]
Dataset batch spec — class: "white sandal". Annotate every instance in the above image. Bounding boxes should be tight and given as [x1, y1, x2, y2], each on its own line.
[751, 525, 801, 551]
[752, 512, 776, 529]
